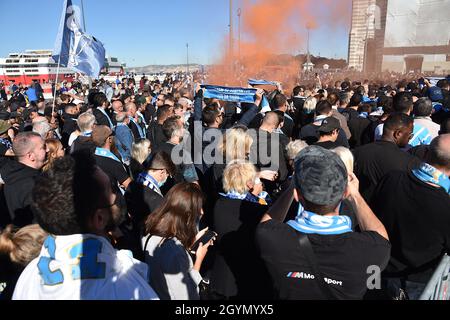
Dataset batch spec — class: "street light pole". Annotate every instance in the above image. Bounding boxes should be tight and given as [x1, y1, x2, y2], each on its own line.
[229, 0, 234, 64]
[237, 8, 241, 64]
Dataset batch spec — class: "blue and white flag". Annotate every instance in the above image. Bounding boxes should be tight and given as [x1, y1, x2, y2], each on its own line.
[248, 79, 278, 87]
[201, 85, 257, 103]
[53, 0, 105, 78]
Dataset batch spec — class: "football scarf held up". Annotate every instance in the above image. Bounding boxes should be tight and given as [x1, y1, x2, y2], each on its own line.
[201, 85, 257, 104]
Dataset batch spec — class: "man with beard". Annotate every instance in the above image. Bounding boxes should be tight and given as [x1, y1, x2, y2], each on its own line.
[12, 151, 159, 300]
[91, 125, 131, 194]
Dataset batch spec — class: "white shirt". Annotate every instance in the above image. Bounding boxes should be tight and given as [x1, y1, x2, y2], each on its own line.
[13, 234, 159, 300]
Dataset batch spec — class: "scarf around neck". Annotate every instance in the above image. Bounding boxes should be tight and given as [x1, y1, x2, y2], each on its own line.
[287, 204, 353, 235]
[412, 163, 450, 194]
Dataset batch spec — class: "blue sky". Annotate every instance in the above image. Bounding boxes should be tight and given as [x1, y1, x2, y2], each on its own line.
[0, 0, 351, 66]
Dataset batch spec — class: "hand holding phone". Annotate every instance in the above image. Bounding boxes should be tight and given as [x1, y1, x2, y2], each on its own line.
[191, 230, 217, 253]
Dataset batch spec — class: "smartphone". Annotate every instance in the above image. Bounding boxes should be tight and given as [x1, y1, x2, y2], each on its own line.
[190, 230, 217, 253]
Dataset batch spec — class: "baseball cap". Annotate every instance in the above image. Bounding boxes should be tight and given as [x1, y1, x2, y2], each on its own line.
[92, 125, 114, 147]
[294, 146, 348, 206]
[318, 117, 340, 133]
[0, 120, 11, 135]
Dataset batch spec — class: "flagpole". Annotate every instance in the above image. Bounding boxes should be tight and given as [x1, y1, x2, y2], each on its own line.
[80, 0, 93, 90]
[52, 54, 62, 116]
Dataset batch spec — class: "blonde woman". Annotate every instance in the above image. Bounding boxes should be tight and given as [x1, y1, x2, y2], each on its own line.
[130, 138, 152, 180]
[299, 96, 318, 127]
[0, 224, 47, 300]
[286, 140, 309, 171]
[42, 138, 65, 172]
[332, 146, 358, 230]
[208, 160, 273, 300]
[332, 146, 354, 174]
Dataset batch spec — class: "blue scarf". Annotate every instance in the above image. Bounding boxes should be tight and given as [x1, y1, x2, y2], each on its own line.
[412, 163, 450, 194]
[287, 204, 353, 235]
[96, 107, 114, 129]
[137, 172, 162, 196]
[248, 79, 278, 87]
[201, 85, 257, 104]
[95, 147, 121, 163]
[359, 112, 369, 119]
[81, 131, 92, 137]
[219, 190, 270, 206]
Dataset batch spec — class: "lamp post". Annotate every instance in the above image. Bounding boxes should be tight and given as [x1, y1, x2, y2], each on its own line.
[229, 0, 234, 67]
[237, 8, 241, 64]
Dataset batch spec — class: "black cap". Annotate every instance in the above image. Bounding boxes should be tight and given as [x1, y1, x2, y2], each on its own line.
[318, 117, 340, 133]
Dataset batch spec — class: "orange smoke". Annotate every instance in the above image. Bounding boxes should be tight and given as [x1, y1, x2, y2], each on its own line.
[207, 0, 351, 91]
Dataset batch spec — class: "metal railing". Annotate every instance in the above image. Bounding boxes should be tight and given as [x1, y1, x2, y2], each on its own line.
[419, 254, 450, 300]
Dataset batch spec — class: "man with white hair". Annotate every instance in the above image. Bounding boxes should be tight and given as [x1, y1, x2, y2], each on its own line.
[32, 119, 52, 139]
[71, 111, 97, 154]
[125, 102, 145, 142]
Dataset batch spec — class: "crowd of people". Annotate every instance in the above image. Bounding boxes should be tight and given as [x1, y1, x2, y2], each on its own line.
[0, 71, 449, 300]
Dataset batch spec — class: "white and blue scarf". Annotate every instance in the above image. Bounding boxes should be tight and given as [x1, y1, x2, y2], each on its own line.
[136, 172, 163, 196]
[80, 131, 92, 137]
[96, 107, 114, 129]
[287, 204, 353, 235]
[219, 190, 270, 206]
[0, 138, 12, 150]
[95, 147, 121, 163]
[412, 163, 450, 194]
[95, 147, 127, 195]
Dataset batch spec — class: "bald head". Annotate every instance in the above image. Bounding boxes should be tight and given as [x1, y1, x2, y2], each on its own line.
[428, 134, 450, 172]
[13, 132, 47, 169]
[262, 112, 281, 129]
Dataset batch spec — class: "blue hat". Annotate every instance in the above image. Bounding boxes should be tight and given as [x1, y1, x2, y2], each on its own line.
[428, 87, 444, 102]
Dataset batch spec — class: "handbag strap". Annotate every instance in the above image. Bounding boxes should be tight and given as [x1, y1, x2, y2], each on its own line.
[297, 233, 336, 300]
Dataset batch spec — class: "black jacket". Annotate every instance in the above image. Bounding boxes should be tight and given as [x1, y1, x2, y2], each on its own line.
[61, 113, 78, 148]
[93, 107, 113, 128]
[125, 180, 164, 231]
[147, 122, 166, 151]
[208, 197, 274, 299]
[0, 159, 40, 227]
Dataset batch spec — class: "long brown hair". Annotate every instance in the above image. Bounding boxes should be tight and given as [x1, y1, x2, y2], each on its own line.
[144, 183, 204, 250]
[42, 138, 64, 172]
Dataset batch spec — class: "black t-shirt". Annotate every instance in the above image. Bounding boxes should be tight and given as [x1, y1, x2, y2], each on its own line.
[300, 124, 349, 148]
[94, 154, 129, 189]
[370, 170, 450, 283]
[348, 117, 371, 149]
[256, 219, 391, 300]
[353, 141, 421, 202]
[314, 140, 342, 150]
